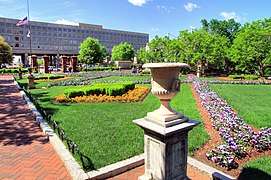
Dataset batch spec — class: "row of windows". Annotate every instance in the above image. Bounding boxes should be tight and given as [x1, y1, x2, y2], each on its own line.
[4, 34, 147, 45]
[0, 22, 148, 39]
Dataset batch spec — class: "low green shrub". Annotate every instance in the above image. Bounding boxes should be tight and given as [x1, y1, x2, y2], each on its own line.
[105, 85, 125, 96]
[64, 89, 85, 98]
[35, 75, 65, 80]
[64, 82, 135, 98]
[228, 75, 243, 79]
[122, 81, 135, 92]
[244, 75, 259, 80]
[11, 69, 19, 73]
[229, 75, 260, 80]
[84, 86, 106, 96]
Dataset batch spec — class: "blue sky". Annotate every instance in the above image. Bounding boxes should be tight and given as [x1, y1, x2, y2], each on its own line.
[0, 0, 271, 40]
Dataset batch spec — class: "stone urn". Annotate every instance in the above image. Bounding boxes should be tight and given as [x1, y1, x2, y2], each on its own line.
[143, 63, 189, 127]
[27, 67, 35, 89]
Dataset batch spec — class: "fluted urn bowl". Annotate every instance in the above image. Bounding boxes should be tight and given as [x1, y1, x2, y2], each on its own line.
[143, 63, 189, 126]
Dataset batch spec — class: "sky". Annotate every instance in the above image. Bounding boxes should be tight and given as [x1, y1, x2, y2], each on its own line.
[0, 0, 271, 40]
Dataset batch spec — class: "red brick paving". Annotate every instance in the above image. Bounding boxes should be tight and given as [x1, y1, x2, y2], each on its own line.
[107, 164, 212, 180]
[0, 75, 71, 179]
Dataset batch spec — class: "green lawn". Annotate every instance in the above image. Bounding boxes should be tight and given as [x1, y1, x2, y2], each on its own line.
[210, 84, 271, 128]
[18, 76, 208, 171]
[239, 156, 271, 179]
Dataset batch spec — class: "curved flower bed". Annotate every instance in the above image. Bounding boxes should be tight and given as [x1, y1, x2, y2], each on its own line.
[188, 74, 271, 169]
[55, 86, 150, 103]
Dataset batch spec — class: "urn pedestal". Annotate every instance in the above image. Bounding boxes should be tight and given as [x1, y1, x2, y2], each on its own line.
[27, 68, 35, 89]
[133, 63, 200, 180]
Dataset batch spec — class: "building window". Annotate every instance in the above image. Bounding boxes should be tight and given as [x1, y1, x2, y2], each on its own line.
[58, 28, 62, 31]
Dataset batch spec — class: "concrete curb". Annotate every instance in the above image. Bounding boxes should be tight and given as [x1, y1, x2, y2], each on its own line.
[188, 157, 236, 180]
[87, 154, 144, 179]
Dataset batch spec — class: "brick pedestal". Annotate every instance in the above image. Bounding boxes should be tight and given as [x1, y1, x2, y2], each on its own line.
[61, 56, 67, 73]
[31, 55, 38, 70]
[43, 55, 49, 73]
[71, 56, 77, 72]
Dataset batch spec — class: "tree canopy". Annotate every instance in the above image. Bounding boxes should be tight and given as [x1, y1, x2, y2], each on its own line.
[78, 37, 106, 64]
[230, 19, 271, 76]
[111, 42, 134, 61]
[0, 36, 13, 66]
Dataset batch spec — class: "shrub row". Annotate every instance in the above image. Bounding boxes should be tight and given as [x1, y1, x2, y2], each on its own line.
[56, 86, 149, 103]
[0, 68, 28, 74]
[80, 67, 119, 72]
[35, 75, 65, 80]
[64, 82, 135, 98]
[228, 75, 260, 80]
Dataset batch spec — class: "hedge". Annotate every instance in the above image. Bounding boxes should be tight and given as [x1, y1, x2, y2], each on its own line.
[228, 75, 259, 80]
[35, 75, 65, 80]
[0, 68, 28, 74]
[64, 82, 135, 98]
[81, 67, 119, 72]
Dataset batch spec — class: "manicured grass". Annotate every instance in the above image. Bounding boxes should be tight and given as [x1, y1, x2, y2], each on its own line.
[210, 84, 271, 129]
[199, 77, 218, 81]
[17, 76, 208, 171]
[239, 156, 271, 179]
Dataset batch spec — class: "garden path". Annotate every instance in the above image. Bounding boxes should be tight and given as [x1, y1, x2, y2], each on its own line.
[0, 75, 71, 179]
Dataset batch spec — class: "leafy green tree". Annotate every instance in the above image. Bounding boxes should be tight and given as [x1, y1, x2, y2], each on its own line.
[230, 19, 271, 76]
[0, 36, 13, 66]
[146, 35, 169, 62]
[178, 30, 229, 72]
[136, 47, 148, 64]
[200, 18, 241, 43]
[111, 42, 134, 61]
[78, 37, 106, 64]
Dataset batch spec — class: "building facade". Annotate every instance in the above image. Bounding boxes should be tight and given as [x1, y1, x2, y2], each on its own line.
[0, 17, 149, 66]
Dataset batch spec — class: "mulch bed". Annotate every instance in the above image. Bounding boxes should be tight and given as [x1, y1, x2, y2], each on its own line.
[190, 83, 271, 178]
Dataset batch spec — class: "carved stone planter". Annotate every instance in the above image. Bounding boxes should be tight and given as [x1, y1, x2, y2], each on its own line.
[143, 63, 189, 127]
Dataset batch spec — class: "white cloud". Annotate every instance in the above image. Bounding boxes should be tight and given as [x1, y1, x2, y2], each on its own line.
[54, 18, 78, 26]
[150, 27, 160, 32]
[184, 2, 199, 12]
[157, 5, 174, 13]
[220, 12, 240, 20]
[128, 0, 149, 7]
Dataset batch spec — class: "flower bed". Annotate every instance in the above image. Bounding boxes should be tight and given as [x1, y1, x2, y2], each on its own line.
[188, 74, 271, 169]
[55, 86, 150, 103]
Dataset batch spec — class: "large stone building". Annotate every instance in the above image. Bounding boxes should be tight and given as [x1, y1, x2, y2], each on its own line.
[0, 17, 149, 66]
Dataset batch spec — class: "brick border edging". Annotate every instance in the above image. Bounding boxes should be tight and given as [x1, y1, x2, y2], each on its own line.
[13, 78, 236, 180]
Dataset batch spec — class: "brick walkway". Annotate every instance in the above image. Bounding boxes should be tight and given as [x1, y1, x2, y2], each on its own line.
[0, 75, 71, 179]
[107, 164, 212, 180]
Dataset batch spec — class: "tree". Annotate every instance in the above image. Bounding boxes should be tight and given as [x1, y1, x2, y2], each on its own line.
[136, 47, 148, 64]
[178, 30, 229, 72]
[200, 18, 241, 43]
[78, 37, 106, 64]
[111, 42, 134, 61]
[146, 35, 169, 63]
[230, 19, 271, 76]
[0, 36, 13, 66]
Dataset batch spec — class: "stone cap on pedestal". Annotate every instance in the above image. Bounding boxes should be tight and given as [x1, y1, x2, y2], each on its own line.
[133, 118, 200, 137]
